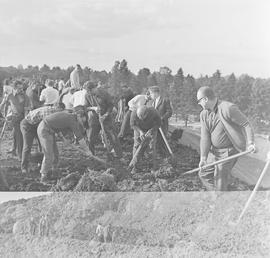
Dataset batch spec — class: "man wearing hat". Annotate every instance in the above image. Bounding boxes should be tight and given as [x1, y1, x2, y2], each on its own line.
[84, 81, 122, 159]
[148, 86, 172, 136]
[39, 79, 59, 106]
[130, 106, 162, 174]
[37, 105, 89, 183]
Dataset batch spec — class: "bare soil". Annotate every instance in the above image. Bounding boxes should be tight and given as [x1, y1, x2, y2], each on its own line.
[0, 125, 252, 192]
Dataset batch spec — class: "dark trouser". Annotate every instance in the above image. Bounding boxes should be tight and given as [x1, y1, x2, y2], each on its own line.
[199, 146, 238, 191]
[133, 129, 158, 170]
[11, 114, 24, 159]
[118, 110, 132, 137]
[87, 111, 122, 157]
[20, 119, 38, 170]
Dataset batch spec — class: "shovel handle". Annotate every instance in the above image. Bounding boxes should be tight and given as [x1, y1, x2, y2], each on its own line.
[158, 127, 173, 155]
[183, 149, 252, 175]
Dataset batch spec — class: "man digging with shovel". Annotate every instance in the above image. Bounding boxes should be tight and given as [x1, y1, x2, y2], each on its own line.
[196, 86, 256, 191]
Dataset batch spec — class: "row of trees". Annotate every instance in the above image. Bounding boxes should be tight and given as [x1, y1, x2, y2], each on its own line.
[0, 60, 269, 131]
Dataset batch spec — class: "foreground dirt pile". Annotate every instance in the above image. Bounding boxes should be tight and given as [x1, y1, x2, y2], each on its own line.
[0, 192, 269, 257]
[0, 128, 251, 192]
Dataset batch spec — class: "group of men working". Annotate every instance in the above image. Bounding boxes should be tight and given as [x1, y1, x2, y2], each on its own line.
[0, 71, 256, 191]
[0, 75, 173, 184]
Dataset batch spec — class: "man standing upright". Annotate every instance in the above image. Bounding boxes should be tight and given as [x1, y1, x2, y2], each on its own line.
[148, 86, 172, 136]
[39, 79, 59, 106]
[70, 64, 82, 90]
[0, 80, 30, 159]
[197, 86, 256, 191]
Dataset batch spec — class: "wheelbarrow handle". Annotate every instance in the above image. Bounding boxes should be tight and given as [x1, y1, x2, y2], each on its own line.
[183, 149, 252, 175]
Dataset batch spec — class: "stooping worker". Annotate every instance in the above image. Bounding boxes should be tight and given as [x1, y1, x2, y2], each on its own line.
[20, 103, 64, 174]
[84, 81, 122, 160]
[0, 80, 30, 159]
[37, 105, 90, 183]
[130, 106, 162, 174]
[197, 86, 256, 191]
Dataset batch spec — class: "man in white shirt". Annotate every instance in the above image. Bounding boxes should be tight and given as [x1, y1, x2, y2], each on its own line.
[70, 85, 87, 108]
[39, 79, 59, 106]
[128, 89, 151, 112]
[70, 64, 82, 90]
[60, 87, 76, 110]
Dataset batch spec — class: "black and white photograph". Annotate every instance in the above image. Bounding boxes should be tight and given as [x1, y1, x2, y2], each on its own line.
[0, 0, 269, 257]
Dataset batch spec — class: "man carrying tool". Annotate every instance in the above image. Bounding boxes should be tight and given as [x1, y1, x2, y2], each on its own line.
[20, 103, 64, 174]
[197, 86, 256, 191]
[0, 80, 30, 159]
[37, 106, 90, 183]
[130, 106, 162, 174]
[84, 81, 122, 160]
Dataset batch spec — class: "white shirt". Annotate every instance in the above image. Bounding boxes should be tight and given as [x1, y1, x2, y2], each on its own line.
[58, 80, 65, 92]
[62, 92, 74, 110]
[70, 89, 87, 107]
[128, 95, 148, 111]
[70, 69, 80, 89]
[154, 96, 161, 108]
[39, 87, 59, 105]
[3, 85, 13, 96]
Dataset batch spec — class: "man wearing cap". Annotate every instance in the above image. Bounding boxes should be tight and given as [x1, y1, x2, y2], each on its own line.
[39, 79, 59, 106]
[0, 80, 30, 159]
[197, 86, 256, 191]
[20, 103, 64, 174]
[148, 86, 172, 136]
[130, 106, 162, 173]
[84, 81, 122, 158]
[37, 106, 89, 183]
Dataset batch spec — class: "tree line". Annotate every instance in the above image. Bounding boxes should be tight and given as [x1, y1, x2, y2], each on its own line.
[0, 60, 269, 132]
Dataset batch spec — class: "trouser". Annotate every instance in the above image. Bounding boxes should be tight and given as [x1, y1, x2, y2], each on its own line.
[37, 121, 59, 176]
[87, 111, 122, 157]
[118, 110, 132, 137]
[198, 146, 238, 191]
[133, 129, 158, 170]
[11, 114, 24, 159]
[20, 119, 39, 170]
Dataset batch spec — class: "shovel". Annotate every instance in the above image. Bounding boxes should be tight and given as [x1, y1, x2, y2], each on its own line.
[158, 127, 177, 168]
[183, 149, 252, 175]
[0, 120, 8, 155]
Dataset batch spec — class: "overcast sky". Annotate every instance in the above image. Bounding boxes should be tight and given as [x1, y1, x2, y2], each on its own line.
[0, 0, 269, 77]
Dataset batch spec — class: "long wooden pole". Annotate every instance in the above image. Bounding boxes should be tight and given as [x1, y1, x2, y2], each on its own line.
[183, 149, 252, 175]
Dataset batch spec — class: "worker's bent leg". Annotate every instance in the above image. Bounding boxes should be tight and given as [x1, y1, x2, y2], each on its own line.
[214, 147, 238, 191]
[118, 110, 131, 137]
[86, 111, 101, 155]
[20, 119, 37, 171]
[37, 121, 55, 176]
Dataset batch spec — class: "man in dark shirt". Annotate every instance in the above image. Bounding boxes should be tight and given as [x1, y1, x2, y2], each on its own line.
[37, 107, 89, 183]
[197, 86, 255, 191]
[84, 81, 122, 159]
[26, 81, 43, 110]
[130, 106, 161, 173]
[0, 80, 30, 159]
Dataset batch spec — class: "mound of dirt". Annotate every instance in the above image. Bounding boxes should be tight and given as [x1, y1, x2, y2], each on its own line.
[74, 170, 118, 191]
[0, 192, 269, 257]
